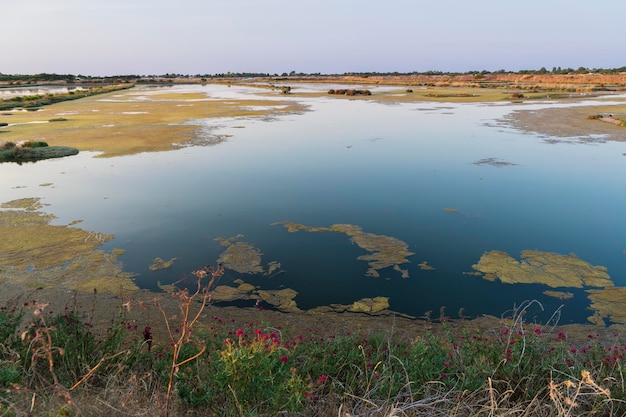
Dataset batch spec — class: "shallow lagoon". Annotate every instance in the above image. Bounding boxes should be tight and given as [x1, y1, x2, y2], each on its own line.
[2, 84, 626, 324]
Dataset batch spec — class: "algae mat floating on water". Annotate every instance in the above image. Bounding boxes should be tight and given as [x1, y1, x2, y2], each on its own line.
[0, 198, 137, 293]
[215, 235, 283, 276]
[471, 250, 613, 289]
[273, 222, 414, 278]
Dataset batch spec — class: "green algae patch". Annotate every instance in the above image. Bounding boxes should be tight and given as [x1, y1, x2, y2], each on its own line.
[321, 297, 391, 314]
[1, 197, 45, 211]
[418, 261, 435, 271]
[471, 250, 613, 289]
[443, 207, 458, 213]
[212, 283, 257, 302]
[543, 290, 575, 300]
[216, 239, 264, 274]
[273, 221, 414, 278]
[210, 281, 301, 313]
[215, 235, 282, 275]
[586, 287, 626, 325]
[149, 257, 177, 271]
[0, 197, 137, 294]
[257, 288, 300, 313]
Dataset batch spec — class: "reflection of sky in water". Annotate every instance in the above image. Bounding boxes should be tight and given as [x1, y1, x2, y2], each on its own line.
[2, 85, 626, 323]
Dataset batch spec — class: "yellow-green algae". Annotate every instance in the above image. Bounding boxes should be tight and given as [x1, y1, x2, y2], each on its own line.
[586, 287, 626, 325]
[1, 197, 45, 211]
[471, 250, 613, 288]
[273, 222, 414, 278]
[0, 198, 137, 294]
[209, 281, 300, 313]
[216, 237, 264, 274]
[215, 235, 283, 276]
[418, 261, 435, 271]
[149, 257, 177, 271]
[327, 297, 391, 314]
[543, 290, 575, 300]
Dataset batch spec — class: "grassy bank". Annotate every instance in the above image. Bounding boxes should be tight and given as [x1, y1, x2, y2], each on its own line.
[1, 276, 624, 416]
[0, 84, 133, 111]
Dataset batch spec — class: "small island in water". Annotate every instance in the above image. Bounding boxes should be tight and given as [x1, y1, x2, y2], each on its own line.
[0, 140, 78, 163]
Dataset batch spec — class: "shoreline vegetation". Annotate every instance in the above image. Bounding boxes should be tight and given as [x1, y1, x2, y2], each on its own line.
[2, 71, 626, 415]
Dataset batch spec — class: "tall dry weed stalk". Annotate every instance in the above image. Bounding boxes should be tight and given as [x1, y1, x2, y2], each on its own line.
[155, 264, 224, 416]
[549, 369, 614, 416]
[21, 301, 85, 416]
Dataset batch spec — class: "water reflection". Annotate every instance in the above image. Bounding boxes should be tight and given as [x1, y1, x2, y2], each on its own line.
[1, 85, 626, 324]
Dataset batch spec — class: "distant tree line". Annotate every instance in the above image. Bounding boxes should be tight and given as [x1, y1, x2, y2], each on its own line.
[2, 67, 626, 84]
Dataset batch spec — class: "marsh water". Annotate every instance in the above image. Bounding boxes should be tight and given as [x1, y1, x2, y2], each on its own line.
[2, 84, 626, 324]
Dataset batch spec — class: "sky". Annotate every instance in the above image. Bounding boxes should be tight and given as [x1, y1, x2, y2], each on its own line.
[2, 0, 625, 76]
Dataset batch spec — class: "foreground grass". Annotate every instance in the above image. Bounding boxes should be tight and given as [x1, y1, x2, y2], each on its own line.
[1, 282, 625, 417]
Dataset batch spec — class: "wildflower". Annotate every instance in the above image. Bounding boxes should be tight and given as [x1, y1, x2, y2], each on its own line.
[440, 373, 448, 379]
[235, 328, 244, 337]
[557, 331, 567, 340]
[279, 355, 288, 363]
[443, 361, 450, 368]
[534, 327, 542, 336]
[570, 347, 577, 354]
[143, 326, 153, 351]
[318, 375, 328, 383]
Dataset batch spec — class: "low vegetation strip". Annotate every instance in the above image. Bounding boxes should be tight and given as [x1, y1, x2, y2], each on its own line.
[0, 140, 78, 163]
[1, 277, 624, 416]
[0, 84, 133, 111]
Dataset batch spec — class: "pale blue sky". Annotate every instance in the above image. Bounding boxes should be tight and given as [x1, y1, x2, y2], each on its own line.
[2, 0, 624, 76]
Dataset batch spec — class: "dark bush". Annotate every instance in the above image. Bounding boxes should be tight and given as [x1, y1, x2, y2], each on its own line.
[27, 141, 49, 148]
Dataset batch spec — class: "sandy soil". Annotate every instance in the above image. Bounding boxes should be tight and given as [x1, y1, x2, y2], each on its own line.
[499, 102, 626, 143]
